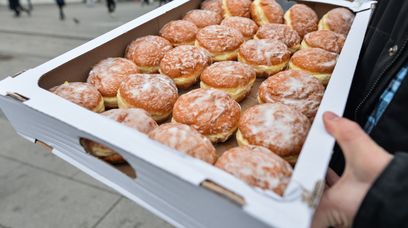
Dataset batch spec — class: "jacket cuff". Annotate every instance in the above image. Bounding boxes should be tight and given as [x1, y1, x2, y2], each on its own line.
[353, 152, 408, 227]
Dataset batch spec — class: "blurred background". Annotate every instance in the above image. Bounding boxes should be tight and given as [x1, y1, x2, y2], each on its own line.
[0, 1, 173, 227]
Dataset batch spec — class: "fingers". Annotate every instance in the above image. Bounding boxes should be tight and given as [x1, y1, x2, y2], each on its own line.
[312, 190, 330, 228]
[326, 168, 340, 187]
[312, 189, 348, 228]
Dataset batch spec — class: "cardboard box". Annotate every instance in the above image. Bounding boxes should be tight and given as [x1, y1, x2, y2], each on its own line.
[0, 0, 376, 227]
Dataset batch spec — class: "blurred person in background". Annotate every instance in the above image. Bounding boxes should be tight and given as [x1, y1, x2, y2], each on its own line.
[141, 0, 149, 6]
[26, 0, 32, 10]
[8, 0, 30, 17]
[55, 0, 66, 20]
[313, 0, 408, 227]
[159, 0, 170, 6]
[106, 0, 116, 13]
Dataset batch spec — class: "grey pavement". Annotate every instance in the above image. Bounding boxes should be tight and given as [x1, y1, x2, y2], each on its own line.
[0, 2, 173, 228]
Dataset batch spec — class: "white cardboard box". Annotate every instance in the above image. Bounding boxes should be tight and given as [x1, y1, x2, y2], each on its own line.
[0, 0, 376, 227]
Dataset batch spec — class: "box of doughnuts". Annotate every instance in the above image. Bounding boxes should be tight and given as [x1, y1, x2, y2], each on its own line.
[0, 0, 376, 227]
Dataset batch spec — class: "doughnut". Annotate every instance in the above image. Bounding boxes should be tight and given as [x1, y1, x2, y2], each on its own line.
[149, 123, 217, 164]
[255, 23, 301, 53]
[159, 45, 211, 89]
[124, 35, 172, 73]
[301, 30, 346, 54]
[117, 74, 178, 122]
[172, 88, 241, 143]
[200, 61, 256, 102]
[195, 25, 244, 61]
[221, 0, 252, 18]
[288, 48, 338, 85]
[258, 70, 324, 119]
[201, 0, 223, 16]
[50, 82, 104, 113]
[159, 20, 198, 46]
[238, 39, 290, 77]
[237, 103, 310, 165]
[82, 108, 158, 164]
[220, 16, 258, 40]
[284, 4, 318, 38]
[87, 57, 139, 108]
[250, 0, 284, 25]
[183, 9, 222, 28]
[215, 145, 292, 195]
[319, 8, 354, 35]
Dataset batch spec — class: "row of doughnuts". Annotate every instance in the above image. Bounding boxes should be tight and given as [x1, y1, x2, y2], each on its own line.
[200, 0, 354, 35]
[121, 4, 352, 88]
[49, 1, 355, 195]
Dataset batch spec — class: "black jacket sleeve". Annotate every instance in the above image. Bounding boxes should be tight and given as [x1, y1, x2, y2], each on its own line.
[353, 153, 408, 227]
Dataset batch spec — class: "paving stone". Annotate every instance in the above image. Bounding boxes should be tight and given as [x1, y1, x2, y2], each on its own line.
[95, 198, 173, 228]
[71, 169, 118, 194]
[0, 2, 170, 227]
[0, 159, 121, 228]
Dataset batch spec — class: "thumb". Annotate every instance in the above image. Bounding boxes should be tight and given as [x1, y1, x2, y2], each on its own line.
[322, 111, 390, 181]
[323, 111, 375, 160]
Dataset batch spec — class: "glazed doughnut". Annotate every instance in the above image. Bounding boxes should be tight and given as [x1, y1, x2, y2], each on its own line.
[258, 70, 324, 119]
[82, 108, 158, 164]
[159, 45, 211, 89]
[215, 145, 292, 195]
[159, 20, 198, 46]
[149, 123, 217, 164]
[237, 103, 310, 164]
[222, 0, 252, 18]
[172, 88, 241, 143]
[87, 57, 139, 108]
[250, 0, 284, 25]
[200, 61, 256, 102]
[288, 48, 338, 85]
[50, 82, 104, 113]
[301, 30, 346, 54]
[255, 23, 301, 53]
[201, 0, 223, 16]
[220, 16, 258, 40]
[195, 25, 244, 61]
[284, 4, 318, 38]
[117, 74, 178, 122]
[183, 9, 222, 28]
[319, 8, 354, 35]
[238, 39, 290, 77]
[125, 35, 172, 73]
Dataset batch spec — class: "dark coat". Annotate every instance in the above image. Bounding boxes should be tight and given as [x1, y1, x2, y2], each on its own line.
[8, 0, 20, 10]
[328, 0, 408, 226]
[56, 0, 65, 7]
[331, 0, 408, 173]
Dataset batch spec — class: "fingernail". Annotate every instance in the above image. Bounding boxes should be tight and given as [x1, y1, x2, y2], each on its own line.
[324, 111, 339, 121]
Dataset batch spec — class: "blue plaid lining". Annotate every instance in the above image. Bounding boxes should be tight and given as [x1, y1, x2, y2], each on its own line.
[364, 66, 408, 133]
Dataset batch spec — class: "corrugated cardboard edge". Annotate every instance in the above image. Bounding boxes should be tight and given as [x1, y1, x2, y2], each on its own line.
[201, 180, 246, 206]
[35, 139, 54, 152]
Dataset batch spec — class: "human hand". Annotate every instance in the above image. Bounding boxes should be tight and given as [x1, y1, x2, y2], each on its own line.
[312, 112, 393, 228]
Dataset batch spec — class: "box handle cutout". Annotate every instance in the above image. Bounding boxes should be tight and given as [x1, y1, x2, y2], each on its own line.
[6, 92, 29, 102]
[79, 138, 137, 179]
[201, 180, 246, 207]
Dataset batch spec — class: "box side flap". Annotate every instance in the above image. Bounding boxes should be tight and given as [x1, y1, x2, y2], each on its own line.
[288, 8, 374, 194]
